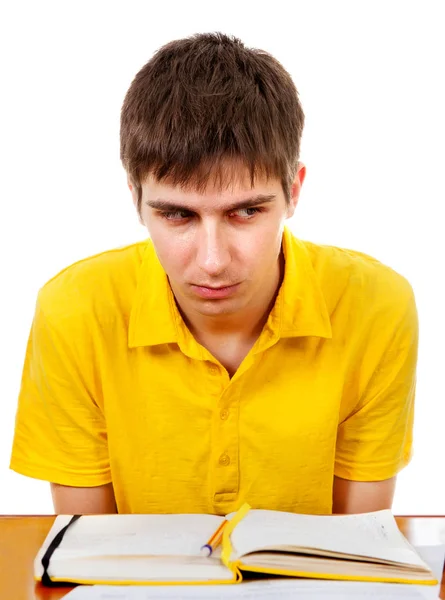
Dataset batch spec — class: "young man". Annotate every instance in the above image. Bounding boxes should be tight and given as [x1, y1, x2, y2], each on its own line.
[10, 33, 418, 516]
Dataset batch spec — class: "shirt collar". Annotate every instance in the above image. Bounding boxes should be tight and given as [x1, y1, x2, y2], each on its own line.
[273, 226, 332, 340]
[128, 226, 332, 350]
[128, 241, 179, 348]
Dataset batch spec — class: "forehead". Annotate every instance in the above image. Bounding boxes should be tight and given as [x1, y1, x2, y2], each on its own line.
[142, 169, 283, 212]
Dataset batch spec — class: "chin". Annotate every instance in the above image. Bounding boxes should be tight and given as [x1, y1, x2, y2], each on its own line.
[193, 297, 241, 316]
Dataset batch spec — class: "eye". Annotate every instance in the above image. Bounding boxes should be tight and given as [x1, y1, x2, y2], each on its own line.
[159, 210, 191, 221]
[231, 207, 263, 219]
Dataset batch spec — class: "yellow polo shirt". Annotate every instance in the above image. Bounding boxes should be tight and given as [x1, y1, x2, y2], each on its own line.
[10, 227, 418, 515]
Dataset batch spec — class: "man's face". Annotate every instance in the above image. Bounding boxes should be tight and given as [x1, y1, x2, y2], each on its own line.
[132, 164, 305, 319]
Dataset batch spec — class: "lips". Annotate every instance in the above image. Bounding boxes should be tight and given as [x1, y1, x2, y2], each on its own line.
[196, 285, 234, 289]
[190, 283, 240, 299]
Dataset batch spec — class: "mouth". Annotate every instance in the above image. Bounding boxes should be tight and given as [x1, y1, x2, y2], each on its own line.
[190, 283, 241, 300]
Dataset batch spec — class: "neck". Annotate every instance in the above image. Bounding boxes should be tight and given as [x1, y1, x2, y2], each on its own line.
[174, 251, 285, 343]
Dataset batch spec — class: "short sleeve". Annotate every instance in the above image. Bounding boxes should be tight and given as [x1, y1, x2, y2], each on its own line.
[10, 295, 111, 486]
[334, 287, 418, 481]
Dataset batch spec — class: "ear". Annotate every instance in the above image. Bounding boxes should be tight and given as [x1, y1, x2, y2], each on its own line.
[127, 176, 137, 208]
[127, 176, 145, 225]
[286, 162, 306, 219]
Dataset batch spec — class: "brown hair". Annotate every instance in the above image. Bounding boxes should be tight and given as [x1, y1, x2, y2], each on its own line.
[120, 32, 305, 214]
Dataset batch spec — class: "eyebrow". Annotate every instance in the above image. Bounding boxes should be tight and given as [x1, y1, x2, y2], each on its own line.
[145, 194, 277, 213]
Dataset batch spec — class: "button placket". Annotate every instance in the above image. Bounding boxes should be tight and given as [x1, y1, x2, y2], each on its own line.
[212, 386, 240, 505]
[220, 408, 229, 420]
[218, 453, 231, 466]
[205, 361, 229, 398]
[208, 363, 219, 376]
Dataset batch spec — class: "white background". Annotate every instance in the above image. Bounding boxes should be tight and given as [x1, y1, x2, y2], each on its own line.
[1, 0, 444, 515]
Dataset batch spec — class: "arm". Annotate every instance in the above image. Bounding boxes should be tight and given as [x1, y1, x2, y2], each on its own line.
[10, 297, 112, 501]
[332, 475, 396, 514]
[334, 283, 418, 510]
[51, 482, 118, 514]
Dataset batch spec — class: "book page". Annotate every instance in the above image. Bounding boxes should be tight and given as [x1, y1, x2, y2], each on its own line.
[36, 513, 225, 562]
[229, 509, 428, 568]
[63, 579, 437, 599]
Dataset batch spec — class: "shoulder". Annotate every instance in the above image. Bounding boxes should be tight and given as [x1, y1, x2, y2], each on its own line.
[37, 239, 148, 325]
[300, 238, 416, 326]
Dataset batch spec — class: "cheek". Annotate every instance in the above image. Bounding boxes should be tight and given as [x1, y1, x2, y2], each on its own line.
[156, 238, 192, 275]
[145, 218, 193, 276]
[243, 230, 281, 262]
[237, 240, 279, 279]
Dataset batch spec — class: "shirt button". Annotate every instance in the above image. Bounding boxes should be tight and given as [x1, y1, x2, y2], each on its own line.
[208, 364, 219, 375]
[219, 454, 231, 467]
[220, 409, 229, 420]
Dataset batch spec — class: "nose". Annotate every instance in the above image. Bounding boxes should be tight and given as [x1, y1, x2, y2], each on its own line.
[195, 222, 231, 277]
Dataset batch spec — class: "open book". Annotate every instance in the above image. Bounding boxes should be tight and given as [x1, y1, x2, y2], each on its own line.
[34, 505, 438, 587]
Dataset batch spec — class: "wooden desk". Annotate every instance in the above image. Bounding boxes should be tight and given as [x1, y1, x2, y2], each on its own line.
[1, 515, 444, 600]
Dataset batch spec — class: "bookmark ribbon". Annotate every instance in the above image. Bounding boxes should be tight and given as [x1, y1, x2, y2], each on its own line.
[41, 514, 82, 586]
